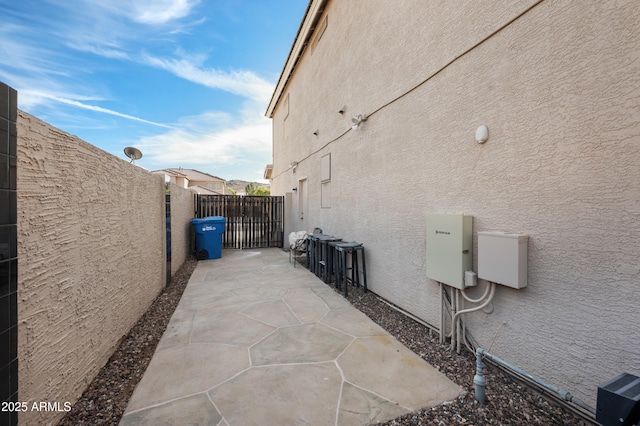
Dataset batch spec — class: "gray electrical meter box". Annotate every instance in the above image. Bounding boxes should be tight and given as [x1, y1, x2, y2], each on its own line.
[426, 213, 473, 289]
[478, 232, 528, 289]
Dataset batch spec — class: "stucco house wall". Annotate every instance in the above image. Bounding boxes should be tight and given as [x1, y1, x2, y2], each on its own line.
[169, 183, 195, 276]
[17, 111, 166, 425]
[267, 0, 640, 406]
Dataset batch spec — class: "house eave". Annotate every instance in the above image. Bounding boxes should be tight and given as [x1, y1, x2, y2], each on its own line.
[264, 164, 273, 180]
[265, 0, 329, 118]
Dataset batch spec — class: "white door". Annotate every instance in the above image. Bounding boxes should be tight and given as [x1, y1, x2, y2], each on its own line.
[298, 178, 307, 226]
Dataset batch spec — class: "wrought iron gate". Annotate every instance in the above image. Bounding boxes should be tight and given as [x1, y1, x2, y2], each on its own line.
[195, 195, 284, 249]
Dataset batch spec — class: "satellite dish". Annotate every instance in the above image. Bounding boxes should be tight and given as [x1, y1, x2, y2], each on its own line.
[124, 147, 143, 163]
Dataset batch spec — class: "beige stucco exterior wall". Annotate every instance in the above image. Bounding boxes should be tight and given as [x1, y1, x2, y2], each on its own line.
[17, 111, 166, 425]
[169, 183, 195, 276]
[269, 0, 640, 405]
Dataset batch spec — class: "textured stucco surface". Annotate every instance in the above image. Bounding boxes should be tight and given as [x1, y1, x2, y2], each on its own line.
[17, 111, 166, 425]
[269, 0, 640, 405]
[169, 183, 195, 276]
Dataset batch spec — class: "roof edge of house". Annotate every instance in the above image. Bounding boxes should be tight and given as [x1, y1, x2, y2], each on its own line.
[265, 0, 329, 118]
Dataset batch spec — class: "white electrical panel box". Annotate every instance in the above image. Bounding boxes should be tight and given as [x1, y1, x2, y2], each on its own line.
[478, 232, 529, 289]
[426, 213, 473, 289]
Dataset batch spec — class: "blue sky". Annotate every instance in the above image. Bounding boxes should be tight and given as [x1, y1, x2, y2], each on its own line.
[0, 0, 307, 182]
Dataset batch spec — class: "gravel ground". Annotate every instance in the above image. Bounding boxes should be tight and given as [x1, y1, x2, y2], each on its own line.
[59, 254, 594, 426]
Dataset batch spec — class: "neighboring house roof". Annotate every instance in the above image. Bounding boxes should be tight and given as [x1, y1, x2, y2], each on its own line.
[191, 185, 224, 195]
[156, 168, 225, 182]
[154, 168, 188, 178]
[178, 169, 225, 182]
[266, 0, 325, 118]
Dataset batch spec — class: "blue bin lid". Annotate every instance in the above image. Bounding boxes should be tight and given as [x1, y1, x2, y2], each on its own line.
[192, 216, 226, 224]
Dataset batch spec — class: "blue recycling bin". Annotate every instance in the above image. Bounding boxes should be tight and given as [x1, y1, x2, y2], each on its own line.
[192, 216, 226, 260]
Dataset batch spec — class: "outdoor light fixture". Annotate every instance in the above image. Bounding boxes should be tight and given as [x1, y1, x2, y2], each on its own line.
[338, 106, 346, 114]
[476, 125, 489, 144]
[351, 114, 367, 130]
[313, 129, 319, 136]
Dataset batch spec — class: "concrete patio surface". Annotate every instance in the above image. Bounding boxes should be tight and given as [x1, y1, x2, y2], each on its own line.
[120, 249, 462, 426]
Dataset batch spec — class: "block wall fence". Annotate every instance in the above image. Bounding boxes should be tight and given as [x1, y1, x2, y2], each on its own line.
[11, 105, 193, 425]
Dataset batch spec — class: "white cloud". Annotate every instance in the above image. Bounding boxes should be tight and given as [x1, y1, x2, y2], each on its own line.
[66, 42, 131, 61]
[137, 106, 272, 169]
[3, 72, 104, 112]
[130, 0, 200, 25]
[32, 0, 201, 61]
[0, 28, 71, 78]
[44, 0, 200, 26]
[50, 96, 175, 128]
[142, 55, 274, 103]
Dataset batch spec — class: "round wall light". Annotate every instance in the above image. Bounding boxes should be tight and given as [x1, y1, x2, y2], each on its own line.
[475, 125, 489, 144]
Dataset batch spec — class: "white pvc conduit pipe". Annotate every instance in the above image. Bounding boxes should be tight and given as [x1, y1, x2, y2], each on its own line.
[460, 280, 493, 303]
[439, 283, 460, 343]
[450, 282, 496, 352]
[457, 282, 493, 352]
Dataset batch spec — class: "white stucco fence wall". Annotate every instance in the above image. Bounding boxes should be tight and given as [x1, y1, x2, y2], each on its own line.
[17, 111, 167, 425]
[269, 0, 640, 406]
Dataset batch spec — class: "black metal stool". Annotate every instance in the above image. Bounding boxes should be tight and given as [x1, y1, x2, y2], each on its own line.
[334, 242, 367, 297]
[306, 234, 321, 274]
[304, 228, 324, 273]
[327, 241, 342, 284]
[316, 235, 342, 281]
